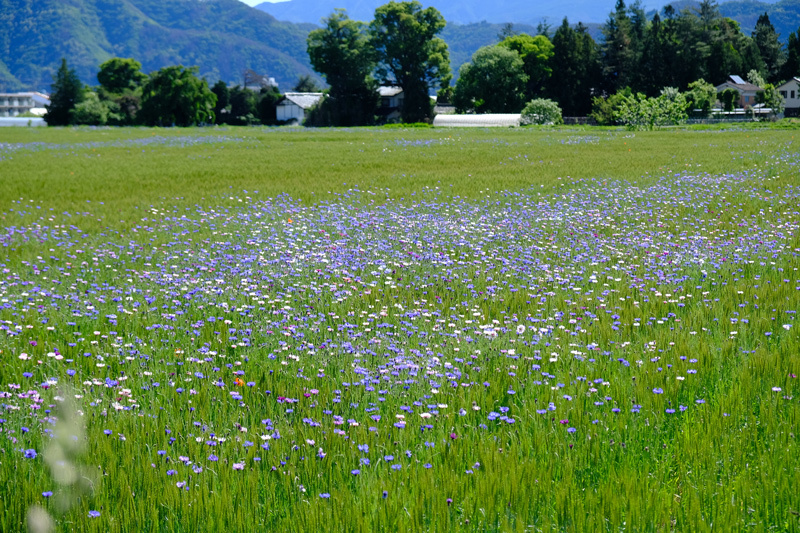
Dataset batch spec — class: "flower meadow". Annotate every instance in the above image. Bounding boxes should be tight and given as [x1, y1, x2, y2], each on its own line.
[1, 127, 799, 532]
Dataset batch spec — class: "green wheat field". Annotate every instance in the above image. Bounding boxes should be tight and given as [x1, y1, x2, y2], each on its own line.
[1, 124, 799, 532]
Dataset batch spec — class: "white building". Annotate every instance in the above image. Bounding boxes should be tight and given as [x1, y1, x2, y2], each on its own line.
[0, 92, 50, 117]
[433, 113, 521, 127]
[777, 77, 800, 117]
[276, 92, 324, 124]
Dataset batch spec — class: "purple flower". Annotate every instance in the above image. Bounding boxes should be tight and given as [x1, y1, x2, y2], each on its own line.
[567, 427, 577, 433]
[23, 449, 37, 459]
[351, 469, 360, 475]
[167, 469, 177, 476]
[88, 510, 100, 518]
[208, 454, 218, 461]
[319, 493, 331, 499]
[382, 490, 388, 499]
[652, 388, 664, 394]
[42, 491, 53, 498]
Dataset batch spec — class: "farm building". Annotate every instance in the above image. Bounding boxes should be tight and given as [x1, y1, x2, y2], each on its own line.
[378, 86, 404, 122]
[0, 92, 49, 117]
[276, 92, 324, 124]
[778, 77, 800, 117]
[433, 113, 521, 127]
[714, 75, 762, 108]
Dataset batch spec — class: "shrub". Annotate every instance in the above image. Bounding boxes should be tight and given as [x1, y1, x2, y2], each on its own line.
[520, 98, 563, 125]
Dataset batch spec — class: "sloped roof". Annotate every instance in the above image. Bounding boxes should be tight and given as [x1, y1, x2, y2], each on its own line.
[777, 77, 800, 89]
[279, 92, 324, 109]
[718, 76, 761, 91]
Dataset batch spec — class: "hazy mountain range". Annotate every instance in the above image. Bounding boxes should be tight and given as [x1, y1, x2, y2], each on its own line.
[255, 0, 673, 25]
[255, 0, 794, 27]
[1, 0, 798, 93]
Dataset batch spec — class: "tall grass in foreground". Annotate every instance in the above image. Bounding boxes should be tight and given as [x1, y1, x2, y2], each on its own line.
[0, 126, 798, 532]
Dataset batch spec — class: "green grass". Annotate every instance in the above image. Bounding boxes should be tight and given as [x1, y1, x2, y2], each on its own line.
[0, 124, 799, 532]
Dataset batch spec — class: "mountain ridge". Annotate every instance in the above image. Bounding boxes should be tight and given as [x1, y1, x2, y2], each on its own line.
[0, 0, 317, 92]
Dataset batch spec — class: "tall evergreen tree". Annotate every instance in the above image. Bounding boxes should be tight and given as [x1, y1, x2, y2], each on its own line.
[782, 28, 800, 81]
[638, 13, 671, 96]
[752, 13, 785, 83]
[44, 58, 84, 126]
[602, 0, 640, 93]
[547, 18, 600, 116]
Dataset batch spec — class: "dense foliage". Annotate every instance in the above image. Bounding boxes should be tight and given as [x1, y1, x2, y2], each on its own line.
[370, 1, 452, 123]
[520, 97, 563, 124]
[307, 10, 379, 127]
[453, 46, 528, 113]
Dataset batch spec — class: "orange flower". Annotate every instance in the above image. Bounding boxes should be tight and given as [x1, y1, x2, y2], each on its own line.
[234, 378, 245, 386]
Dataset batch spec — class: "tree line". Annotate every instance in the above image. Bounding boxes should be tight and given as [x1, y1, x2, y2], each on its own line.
[46, 0, 800, 127]
[309, 0, 799, 125]
[44, 58, 311, 127]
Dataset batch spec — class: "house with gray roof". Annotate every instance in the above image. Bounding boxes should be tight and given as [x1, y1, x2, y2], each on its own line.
[276, 92, 324, 124]
[714, 75, 762, 108]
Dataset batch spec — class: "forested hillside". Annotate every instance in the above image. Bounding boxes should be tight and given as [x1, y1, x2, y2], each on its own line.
[0, 0, 318, 91]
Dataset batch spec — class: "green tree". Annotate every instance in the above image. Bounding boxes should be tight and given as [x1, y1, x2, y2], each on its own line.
[614, 87, 687, 130]
[97, 58, 147, 93]
[211, 80, 230, 124]
[602, 0, 642, 93]
[781, 27, 800, 80]
[686, 78, 717, 116]
[139, 66, 217, 127]
[756, 83, 784, 116]
[71, 90, 109, 126]
[293, 74, 322, 92]
[520, 98, 563, 125]
[257, 86, 282, 125]
[228, 86, 259, 125]
[752, 13, 785, 83]
[547, 19, 601, 116]
[453, 45, 527, 113]
[44, 58, 84, 126]
[97, 58, 146, 125]
[497, 33, 553, 98]
[718, 88, 739, 111]
[370, 1, 451, 123]
[590, 87, 632, 125]
[307, 9, 378, 126]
